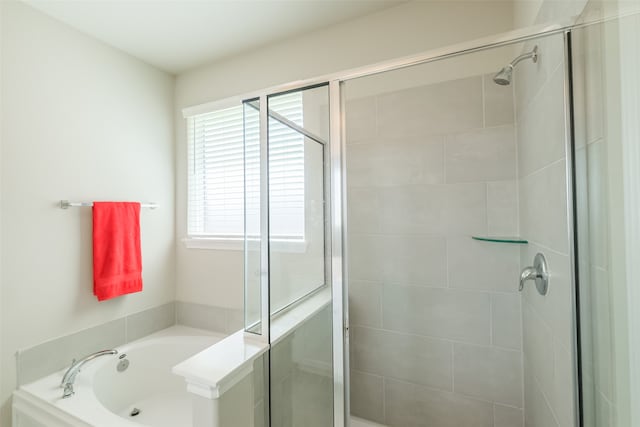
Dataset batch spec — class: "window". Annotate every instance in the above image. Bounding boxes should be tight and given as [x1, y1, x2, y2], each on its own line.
[186, 92, 305, 243]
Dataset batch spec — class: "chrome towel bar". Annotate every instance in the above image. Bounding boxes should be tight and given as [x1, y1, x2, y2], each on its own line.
[60, 200, 158, 209]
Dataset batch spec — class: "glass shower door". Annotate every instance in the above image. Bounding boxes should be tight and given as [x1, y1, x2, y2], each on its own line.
[245, 84, 335, 427]
[342, 32, 579, 427]
[573, 7, 640, 426]
[268, 85, 333, 427]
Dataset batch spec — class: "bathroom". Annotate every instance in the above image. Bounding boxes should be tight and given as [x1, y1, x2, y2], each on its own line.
[1, 0, 639, 426]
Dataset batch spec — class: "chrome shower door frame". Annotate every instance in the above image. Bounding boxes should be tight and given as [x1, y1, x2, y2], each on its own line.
[330, 30, 581, 427]
[246, 23, 582, 427]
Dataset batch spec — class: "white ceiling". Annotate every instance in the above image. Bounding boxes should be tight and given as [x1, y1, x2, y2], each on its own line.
[23, 0, 404, 74]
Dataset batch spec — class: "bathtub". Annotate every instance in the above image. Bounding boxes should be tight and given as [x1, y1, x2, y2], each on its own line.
[15, 324, 384, 427]
[13, 326, 224, 427]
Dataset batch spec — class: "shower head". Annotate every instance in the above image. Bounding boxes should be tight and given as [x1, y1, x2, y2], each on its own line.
[493, 45, 539, 86]
[493, 65, 513, 86]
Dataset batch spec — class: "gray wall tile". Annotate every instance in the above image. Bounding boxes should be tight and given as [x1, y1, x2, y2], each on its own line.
[487, 181, 518, 236]
[176, 300, 228, 333]
[126, 302, 175, 342]
[291, 370, 334, 427]
[381, 235, 447, 286]
[524, 368, 560, 427]
[348, 281, 382, 328]
[521, 245, 573, 351]
[519, 161, 569, 254]
[453, 343, 523, 407]
[346, 137, 444, 188]
[445, 126, 516, 183]
[347, 187, 382, 234]
[18, 318, 126, 385]
[443, 183, 488, 235]
[382, 285, 491, 344]
[492, 293, 522, 350]
[348, 234, 386, 282]
[17, 301, 183, 386]
[553, 342, 576, 427]
[346, 97, 377, 143]
[523, 302, 555, 397]
[494, 404, 524, 427]
[227, 308, 244, 333]
[484, 74, 515, 127]
[385, 379, 494, 427]
[349, 234, 447, 287]
[350, 370, 385, 424]
[448, 237, 520, 292]
[379, 185, 446, 235]
[351, 326, 452, 391]
[514, 36, 565, 116]
[377, 76, 484, 138]
[516, 65, 566, 178]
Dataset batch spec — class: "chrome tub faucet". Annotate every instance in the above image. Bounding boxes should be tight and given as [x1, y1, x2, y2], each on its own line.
[60, 349, 118, 398]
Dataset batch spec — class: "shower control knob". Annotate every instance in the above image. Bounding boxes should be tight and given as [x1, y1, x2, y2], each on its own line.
[519, 253, 549, 295]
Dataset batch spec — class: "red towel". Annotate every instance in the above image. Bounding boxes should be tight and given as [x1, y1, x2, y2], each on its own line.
[92, 202, 143, 301]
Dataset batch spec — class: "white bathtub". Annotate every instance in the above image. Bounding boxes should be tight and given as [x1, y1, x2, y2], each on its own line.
[13, 326, 224, 427]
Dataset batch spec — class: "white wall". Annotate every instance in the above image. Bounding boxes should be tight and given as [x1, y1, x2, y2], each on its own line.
[174, 0, 517, 310]
[0, 2, 175, 424]
[514, 0, 589, 28]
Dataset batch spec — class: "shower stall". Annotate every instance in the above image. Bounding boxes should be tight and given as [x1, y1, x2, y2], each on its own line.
[241, 8, 640, 427]
[342, 32, 575, 427]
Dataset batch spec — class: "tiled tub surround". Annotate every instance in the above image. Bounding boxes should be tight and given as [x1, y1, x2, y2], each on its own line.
[515, 33, 577, 427]
[346, 73, 524, 427]
[16, 301, 243, 388]
[176, 301, 244, 335]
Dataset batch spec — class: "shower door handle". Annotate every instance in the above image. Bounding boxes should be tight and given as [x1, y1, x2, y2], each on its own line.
[519, 253, 549, 295]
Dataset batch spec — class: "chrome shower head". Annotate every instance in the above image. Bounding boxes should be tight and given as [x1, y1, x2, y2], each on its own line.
[493, 65, 514, 86]
[493, 45, 539, 86]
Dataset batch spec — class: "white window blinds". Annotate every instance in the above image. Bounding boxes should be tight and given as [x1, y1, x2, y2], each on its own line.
[266, 94, 305, 240]
[187, 92, 305, 239]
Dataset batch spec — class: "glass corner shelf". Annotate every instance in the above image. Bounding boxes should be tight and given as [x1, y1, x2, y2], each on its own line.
[472, 236, 528, 244]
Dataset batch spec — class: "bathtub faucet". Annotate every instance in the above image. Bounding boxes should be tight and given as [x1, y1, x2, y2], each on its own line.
[60, 349, 118, 398]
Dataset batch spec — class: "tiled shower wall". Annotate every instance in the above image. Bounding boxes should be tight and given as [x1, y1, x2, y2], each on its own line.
[514, 34, 577, 427]
[346, 74, 524, 427]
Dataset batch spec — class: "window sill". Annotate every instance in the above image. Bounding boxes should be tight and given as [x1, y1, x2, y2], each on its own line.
[183, 237, 244, 251]
[182, 237, 308, 253]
